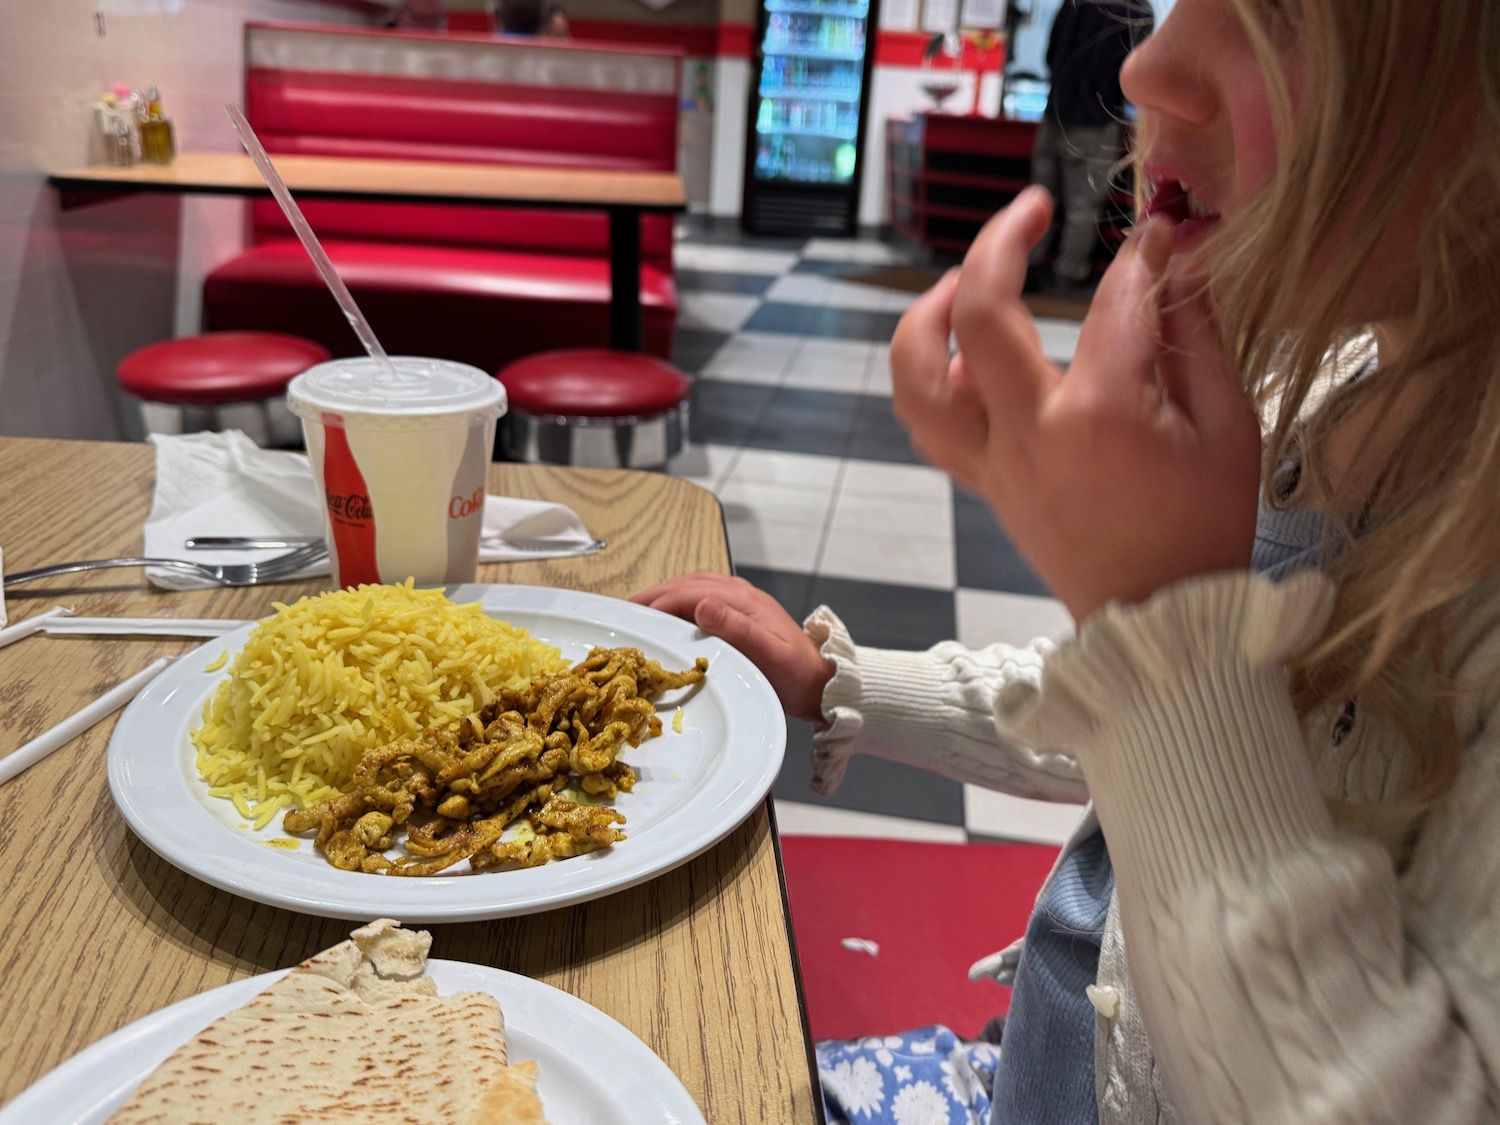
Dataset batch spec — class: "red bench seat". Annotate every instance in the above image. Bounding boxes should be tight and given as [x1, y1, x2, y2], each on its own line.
[205, 24, 684, 370]
[204, 239, 678, 373]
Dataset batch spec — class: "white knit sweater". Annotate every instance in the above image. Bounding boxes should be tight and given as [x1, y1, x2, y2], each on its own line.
[807, 567, 1500, 1123]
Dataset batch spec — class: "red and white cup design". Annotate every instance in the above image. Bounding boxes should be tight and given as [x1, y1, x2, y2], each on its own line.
[288, 358, 506, 589]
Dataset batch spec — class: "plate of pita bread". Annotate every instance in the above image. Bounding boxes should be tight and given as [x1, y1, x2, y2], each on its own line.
[0, 920, 706, 1124]
[108, 583, 786, 923]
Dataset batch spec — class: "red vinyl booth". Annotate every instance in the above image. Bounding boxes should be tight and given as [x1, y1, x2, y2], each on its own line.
[203, 24, 682, 373]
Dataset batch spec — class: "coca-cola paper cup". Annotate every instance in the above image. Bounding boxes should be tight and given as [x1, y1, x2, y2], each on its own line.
[287, 357, 506, 588]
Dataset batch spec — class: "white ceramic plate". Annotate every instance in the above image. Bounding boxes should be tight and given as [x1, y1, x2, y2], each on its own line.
[0, 959, 706, 1124]
[107, 583, 785, 922]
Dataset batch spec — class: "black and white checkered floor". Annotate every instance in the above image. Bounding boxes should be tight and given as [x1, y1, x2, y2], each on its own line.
[668, 220, 1088, 848]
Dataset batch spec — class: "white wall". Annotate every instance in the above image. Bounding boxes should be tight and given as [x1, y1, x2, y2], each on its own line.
[0, 0, 363, 441]
[678, 56, 717, 210]
[708, 55, 751, 216]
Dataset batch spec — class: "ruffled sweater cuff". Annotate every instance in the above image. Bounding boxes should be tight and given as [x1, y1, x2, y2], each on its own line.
[996, 569, 1339, 900]
[806, 606, 955, 794]
[804, 606, 1082, 800]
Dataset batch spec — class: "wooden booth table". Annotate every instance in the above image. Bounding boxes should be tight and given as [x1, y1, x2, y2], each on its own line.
[0, 437, 820, 1122]
[48, 153, 688, 353]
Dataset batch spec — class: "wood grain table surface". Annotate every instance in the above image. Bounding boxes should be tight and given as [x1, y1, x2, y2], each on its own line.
[47, 152, 688, 211]
[0, 436, 819, 1122]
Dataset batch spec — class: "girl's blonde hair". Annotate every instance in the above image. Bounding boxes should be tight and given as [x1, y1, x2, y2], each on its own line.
[1189, 1, 1498, 834]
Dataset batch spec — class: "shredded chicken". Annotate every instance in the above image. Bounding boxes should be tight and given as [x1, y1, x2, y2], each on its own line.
[283, 648, 707, 875]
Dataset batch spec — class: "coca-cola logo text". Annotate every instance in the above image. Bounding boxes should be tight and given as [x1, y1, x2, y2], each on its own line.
[449, 487, 484, 520]
[327, 490, 373, 521]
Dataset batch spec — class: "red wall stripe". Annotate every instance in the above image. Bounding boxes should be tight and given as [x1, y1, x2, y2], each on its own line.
[567, 19, 721, 56]
[873, 30, 1005, 69]
[445, 11, 491, 31]
[715, 22, 754, 58]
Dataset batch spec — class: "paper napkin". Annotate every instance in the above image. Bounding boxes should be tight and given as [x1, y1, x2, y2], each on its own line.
[143, 431, 598, 590]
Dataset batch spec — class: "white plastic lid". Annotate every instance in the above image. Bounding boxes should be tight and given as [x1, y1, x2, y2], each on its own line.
[287, 357, 506, 425]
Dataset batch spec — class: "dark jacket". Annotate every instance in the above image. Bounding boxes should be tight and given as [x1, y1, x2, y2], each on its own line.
[1044, 0, 1153, 128]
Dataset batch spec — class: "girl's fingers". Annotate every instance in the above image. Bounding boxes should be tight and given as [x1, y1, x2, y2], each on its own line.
[692, 596, 829, 723]
[1067, 217, 1175, 410]
[631, 572, 743, 616]
[1156, 283, 1242, 425]
[902, 354, 987, 489]
[949, 187, 1061, 424]
[1079, 216, 1249, 433]
[693, 596, 771, 658]
[631, 578, 704, 613]
[955, 185, 1055, 303]
[890, 268, 990, 485]
[889, 266, 960, 385]
[1071, 220, 1258, 464]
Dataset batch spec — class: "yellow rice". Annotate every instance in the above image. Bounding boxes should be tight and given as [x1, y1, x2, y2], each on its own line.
[192, 581, 567, 829]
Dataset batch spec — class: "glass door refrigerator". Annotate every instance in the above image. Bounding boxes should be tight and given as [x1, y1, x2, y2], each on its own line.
[741, 0, 879, 235]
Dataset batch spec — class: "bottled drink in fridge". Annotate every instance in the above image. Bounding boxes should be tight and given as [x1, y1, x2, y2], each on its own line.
[742, 0, 874, 232]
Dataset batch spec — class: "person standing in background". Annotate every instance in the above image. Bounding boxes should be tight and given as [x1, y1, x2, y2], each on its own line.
[492, 0, 546, 35]
[1027, 0, 1153, 298]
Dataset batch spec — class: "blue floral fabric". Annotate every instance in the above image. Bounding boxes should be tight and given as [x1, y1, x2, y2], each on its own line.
[817, 1026, 1001, 1125]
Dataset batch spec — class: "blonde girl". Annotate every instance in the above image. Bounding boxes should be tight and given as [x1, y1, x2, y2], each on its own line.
[638, 0, 1500, 1120]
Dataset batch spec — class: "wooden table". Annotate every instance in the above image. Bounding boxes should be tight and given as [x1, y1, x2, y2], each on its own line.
[48, 152, 689, 352]
[0, 437, 820, 1122]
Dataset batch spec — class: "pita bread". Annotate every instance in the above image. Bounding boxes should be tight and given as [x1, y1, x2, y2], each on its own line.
[108, 919, 549, 1124]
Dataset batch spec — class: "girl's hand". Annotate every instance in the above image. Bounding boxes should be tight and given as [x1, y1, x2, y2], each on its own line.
[886, 267, 990, 493]
[891, 187, 1263, 624]
[631, 573, 834, 724]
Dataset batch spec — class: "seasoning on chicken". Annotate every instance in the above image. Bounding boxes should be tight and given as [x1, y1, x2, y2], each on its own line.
[282, 647, 707, 875]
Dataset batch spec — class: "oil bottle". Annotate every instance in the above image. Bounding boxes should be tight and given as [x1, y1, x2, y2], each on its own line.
[138, 85, 176, 164]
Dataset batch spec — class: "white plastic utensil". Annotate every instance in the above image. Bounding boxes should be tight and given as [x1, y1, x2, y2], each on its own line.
[38, 617, 250, 638]
[0, 604, 247, 645]
[0, 658, 173, 787]
[223, 104, 406, 385]
[0, 606, 73, 649]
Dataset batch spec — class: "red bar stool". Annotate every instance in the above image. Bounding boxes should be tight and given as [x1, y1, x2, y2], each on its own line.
[495, 348, 691, 469]
[117, 331, 331, 438]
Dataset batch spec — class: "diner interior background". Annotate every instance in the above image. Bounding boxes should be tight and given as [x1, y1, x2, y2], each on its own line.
[0, 0, 1171, 846]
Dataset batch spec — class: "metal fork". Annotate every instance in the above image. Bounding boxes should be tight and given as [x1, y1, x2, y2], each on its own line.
[2, 541, 329, 588]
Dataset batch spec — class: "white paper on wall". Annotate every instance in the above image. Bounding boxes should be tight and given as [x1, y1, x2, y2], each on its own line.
[880, 0, 920, 32]
[95, 0, 184, 13]
[959, 0, 1005, 28]
[921, 0, 960, 35]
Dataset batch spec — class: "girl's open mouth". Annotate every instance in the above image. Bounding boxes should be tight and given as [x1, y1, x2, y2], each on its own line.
[1140, 179, 1221, 248]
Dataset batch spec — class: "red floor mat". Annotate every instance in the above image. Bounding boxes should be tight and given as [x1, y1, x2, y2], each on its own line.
[781, 836, 1061, 1042]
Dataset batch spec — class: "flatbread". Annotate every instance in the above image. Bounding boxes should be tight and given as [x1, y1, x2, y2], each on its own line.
[108, 919, 549, 1124]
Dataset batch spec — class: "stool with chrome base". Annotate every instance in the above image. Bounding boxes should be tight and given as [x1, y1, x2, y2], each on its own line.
[117, 331, 331, 438]
[495, 348, 691, 469]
